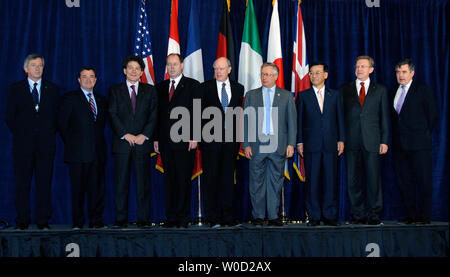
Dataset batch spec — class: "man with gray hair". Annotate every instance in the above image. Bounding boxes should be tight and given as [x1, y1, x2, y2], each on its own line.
[199, 57, 244, 228]
[243, 62, 297, 226]
[5, 54, 61, 230]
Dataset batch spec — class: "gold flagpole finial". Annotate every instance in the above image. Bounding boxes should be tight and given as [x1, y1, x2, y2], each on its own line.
[226, 0, 230, 12]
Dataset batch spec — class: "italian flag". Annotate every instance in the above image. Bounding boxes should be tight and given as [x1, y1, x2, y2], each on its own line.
[238, 0, 263, 95]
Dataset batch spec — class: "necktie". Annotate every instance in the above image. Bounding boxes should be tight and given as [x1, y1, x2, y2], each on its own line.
[318, 89, 324, 113]
[264, 88, 271, 135]
[221, 83, 228, 112]
[87, 93, 97, 120]
[169, 80, 175, 102]
[395, 85, 407, 114]
[359, 82, 365, 107]
[130, 85, 137, 114]
[32, 83, 39, 105]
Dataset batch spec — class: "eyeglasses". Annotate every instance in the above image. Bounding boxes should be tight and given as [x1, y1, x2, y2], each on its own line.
[309, 71, 323, 76]
[260, 73, 275, 77]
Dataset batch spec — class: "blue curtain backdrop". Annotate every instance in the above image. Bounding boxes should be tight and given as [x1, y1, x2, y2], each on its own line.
[0, 0, 448, 225]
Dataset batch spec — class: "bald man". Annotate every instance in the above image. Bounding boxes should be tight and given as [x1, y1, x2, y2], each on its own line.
[199, 57, 244, 227]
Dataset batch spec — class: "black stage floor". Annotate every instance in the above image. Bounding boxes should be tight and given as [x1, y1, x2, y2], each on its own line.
[0, 221, 448, 257]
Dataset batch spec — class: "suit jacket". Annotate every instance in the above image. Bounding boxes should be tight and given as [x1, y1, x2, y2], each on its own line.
[243, 86, 297, 156]
[389, 81, 437, 151]
[199, 79, 244, 151]
[340, 80, 389, 152]
[297, 87, 345, 153]
[108, 82, 158, 154]
[5, 79, 60, 155]
[155, 76, 200, 151]
[58, 90, 107, 163]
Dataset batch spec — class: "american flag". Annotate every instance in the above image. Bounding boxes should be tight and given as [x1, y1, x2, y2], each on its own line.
[134, 0, 155, 85]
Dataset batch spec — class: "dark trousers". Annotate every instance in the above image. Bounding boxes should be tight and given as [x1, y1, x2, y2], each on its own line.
[345, 149, 382, 220]
[69, 161, 105, 226]
[202, 143, 239, 224]
[13, 151, 54, 226]
[304, 151, 338, 221]
[114, 150, 151, 224]
[161, 147, 195, 225]
[393, 149, 432, 221]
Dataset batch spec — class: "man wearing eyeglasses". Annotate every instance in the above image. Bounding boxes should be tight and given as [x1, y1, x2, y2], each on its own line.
[339, 56, 389, 225]
[243, 63, 297, 227]
[296, 62, 345, 227]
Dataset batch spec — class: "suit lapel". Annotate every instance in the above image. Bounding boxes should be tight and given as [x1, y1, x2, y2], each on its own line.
[351, 82, 361, 106]
[135, 82, 145, 114]
[400, 81, 416, 113]
[212, 81, 223, 109]
[38, 80, 49, 111]
[121, 83, 133, 114]
[323, 88, 333, 114]
[170, 76, 185, 106]
[272, 86, 280, 108]
[78, 90, 95, 119]
[21, 80, 36, 110]
[309, 88, 322, 114]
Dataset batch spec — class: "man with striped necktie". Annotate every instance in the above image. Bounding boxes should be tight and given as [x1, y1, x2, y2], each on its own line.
[59, 66, 108, 230]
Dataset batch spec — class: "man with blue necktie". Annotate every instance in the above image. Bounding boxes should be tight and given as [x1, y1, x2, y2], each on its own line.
[199, 57, 244, 228]
[5, 54, 61, 230]
[243, 63, 297, 227]
[59, 67, 108, 230]
[296, 62, 345, 227]
[389, 59, 438, 225]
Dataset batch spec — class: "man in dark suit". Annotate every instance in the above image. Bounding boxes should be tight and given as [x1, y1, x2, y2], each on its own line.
[108, 55, 158, 228]
[5, 54, 60, 230]
[59, 66, 107, 229]
[339, 55, 389, 225]
[389, 59, 438, 225]
[243, 63, 297, 227]
[154, 53, 199, 228]
[199, 57, 244, 228]
[296, 62, 345, 227]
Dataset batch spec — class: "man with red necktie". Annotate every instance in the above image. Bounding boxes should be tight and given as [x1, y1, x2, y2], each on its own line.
[339, 55, 389, 225]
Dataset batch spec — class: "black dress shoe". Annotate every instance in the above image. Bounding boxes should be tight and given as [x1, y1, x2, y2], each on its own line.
[14, 224, 28, 230]
[37, 224, 51, 230]
[178, 221, 189, 228]
[112, 222, 127, 228]
[307, 219, 320, 226]
[252, 218, 264, 226]
[398, 218, 414, 225]
[323, 219, 339, 226]
[350, 218, 367, 225]
[415, 219, 431, 225]
[367, 218, 382, 225]
[268, 218, 283, 226]
[89, 222, 107, 229]
[72, 224, 83, 230]
[137, 221, 153, 228]
[164, 221, 177, 228]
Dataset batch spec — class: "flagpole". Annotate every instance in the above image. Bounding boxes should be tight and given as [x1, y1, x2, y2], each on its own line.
[195, 176, 204, 226]
[281, 185, 287, 224]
